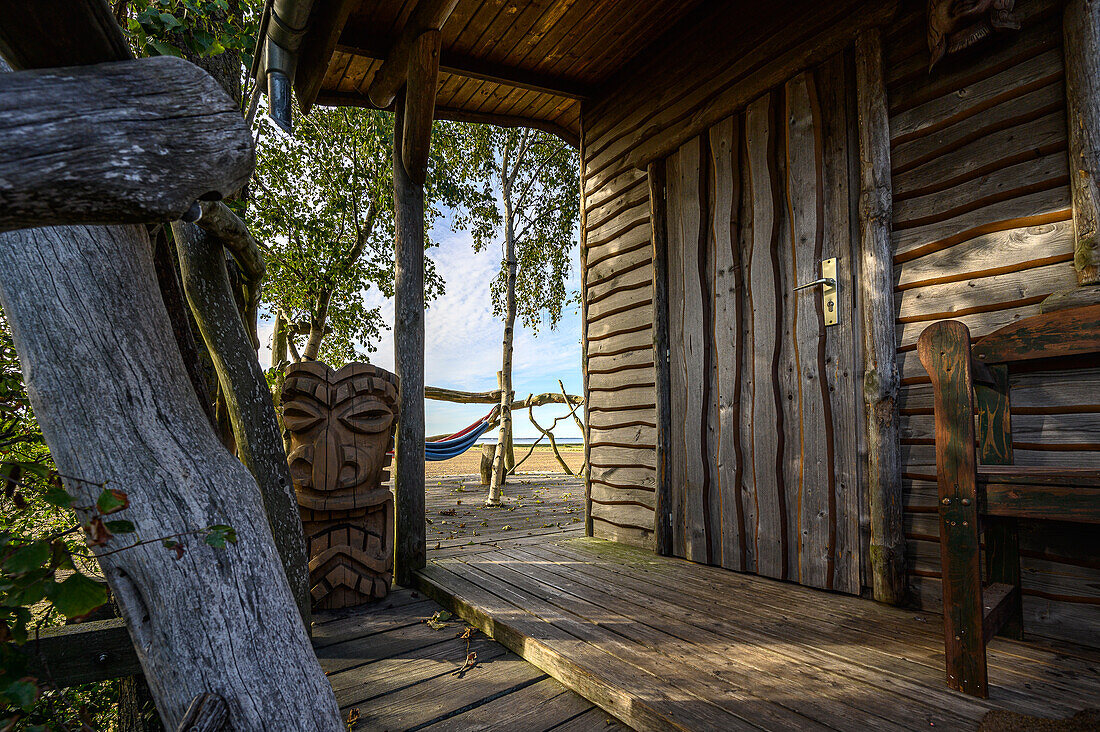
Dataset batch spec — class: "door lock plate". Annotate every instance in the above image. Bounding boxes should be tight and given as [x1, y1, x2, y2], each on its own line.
[822, 257, 838, 327]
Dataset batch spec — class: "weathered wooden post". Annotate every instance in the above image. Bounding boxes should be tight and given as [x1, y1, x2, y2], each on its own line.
[1064, 0, 1100, 287]
[648, 159, 673, 557]
[855, 28, 907, 606]
[0, 55, 343, 727]
[393, 26, 443, 586]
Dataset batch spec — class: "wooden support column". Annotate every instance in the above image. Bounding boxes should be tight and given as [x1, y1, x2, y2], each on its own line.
[855, 29, 907, 606]
[368, 0, 458, 109]
[579, 114, 593, 537]
[393, 29, 440, 587]
[1065, 0, 1100, 286]
[648, 160, 673, 556]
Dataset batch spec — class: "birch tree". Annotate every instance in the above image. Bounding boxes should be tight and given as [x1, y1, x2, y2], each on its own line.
[250, 108, 463, 369]
[442, 124, 579, 506]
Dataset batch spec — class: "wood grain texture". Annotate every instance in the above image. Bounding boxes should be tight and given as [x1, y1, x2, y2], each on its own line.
[649, 160, 673, 556]
[746, 91, 790, 580]
[0, 57, 253, 232]
[886, 0, 1099, 647]
[709, 117, 747, 571]
[393, 97, 426, 586]
[1064, 0, 1100, 284]
[0, 226, 343, 729]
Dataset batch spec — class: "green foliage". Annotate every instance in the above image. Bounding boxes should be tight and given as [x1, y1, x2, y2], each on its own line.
[440, 124, 580, 333]
[250, 108, 474, 366]
[120, 0, 262, 68]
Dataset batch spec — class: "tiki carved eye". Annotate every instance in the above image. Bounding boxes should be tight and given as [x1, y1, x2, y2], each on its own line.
[283, 401, 324, 433]
[339, 399, 394, 434]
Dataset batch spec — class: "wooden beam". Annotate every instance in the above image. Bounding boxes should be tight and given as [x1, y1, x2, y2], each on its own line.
[20, 619, 140, 687]
[855, 29, 907, 606]
[393, 96, 426, 586]
[367, 0, 459, 109]
[622, 1, 898, 171]
[1065, 0, 1100, 286]
[294, 0, 358, 114]
[0, 57, 254, 233]
[434, 106, 579, 148]
[402, 30, 441, 187]
[313, 90, 581, 148]
[336, 35, 593, 100]
[0, 0, 130, 69]
[648, 160, 673, 557]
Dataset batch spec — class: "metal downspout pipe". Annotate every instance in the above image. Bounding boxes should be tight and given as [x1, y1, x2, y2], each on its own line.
[258, 0, 314, 133]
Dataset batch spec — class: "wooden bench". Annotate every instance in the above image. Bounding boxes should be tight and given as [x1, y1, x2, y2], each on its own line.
[917, 304, 1100, 698]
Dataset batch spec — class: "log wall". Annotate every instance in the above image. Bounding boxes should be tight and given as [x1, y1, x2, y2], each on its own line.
[578, 0, 887, 550]
[885, 0, 1100, 647]
[579, 0, 1097, 648]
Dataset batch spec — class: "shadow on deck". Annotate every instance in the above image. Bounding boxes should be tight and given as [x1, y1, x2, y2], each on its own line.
[413, 535, 1100, 732]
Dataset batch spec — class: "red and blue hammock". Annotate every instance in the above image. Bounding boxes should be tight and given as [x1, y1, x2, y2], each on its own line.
[389, 407, 498, 461]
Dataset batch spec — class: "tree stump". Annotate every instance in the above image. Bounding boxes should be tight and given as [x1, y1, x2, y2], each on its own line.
[281, 362, 399, 609]
[480, 444, 495, 486]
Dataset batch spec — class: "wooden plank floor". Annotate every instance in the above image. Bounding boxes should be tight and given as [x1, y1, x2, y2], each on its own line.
[415, 536, 1100, 732]
[313, 474, 611, 731]
[313, 587, 626, 731]
[424, 473, 585, 559]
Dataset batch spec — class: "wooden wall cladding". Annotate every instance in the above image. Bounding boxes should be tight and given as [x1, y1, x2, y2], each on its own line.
[581, 152, 657, 548]
[885, 0, 1100, 647]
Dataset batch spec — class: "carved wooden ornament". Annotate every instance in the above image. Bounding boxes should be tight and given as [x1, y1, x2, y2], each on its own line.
[282, 361, 399, 609]
[927, 0, 1019, 71]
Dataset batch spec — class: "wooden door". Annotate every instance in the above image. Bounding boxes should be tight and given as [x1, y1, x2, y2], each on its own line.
[661, 54, 862, 594]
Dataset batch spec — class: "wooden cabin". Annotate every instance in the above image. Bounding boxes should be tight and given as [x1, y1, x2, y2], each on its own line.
[0, 0, 1094, 724]
[8, 0, 1090, 727]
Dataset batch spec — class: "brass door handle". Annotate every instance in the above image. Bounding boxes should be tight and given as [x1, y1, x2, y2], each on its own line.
[792, 277, 836, 292]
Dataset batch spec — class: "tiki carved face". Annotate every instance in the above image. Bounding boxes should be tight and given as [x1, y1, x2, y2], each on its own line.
[928, 0, 1018, 71]
[281, 361, 399, 511]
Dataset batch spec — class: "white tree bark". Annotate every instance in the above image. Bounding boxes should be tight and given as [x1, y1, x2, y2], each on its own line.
[488, 191, 518, 507]
[0, 224, 342, 730]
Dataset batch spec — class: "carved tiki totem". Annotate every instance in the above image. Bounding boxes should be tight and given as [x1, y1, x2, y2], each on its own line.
[281, 361, 399, 609]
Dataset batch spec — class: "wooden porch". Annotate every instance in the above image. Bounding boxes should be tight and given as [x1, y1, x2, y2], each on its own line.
[415, 536, 1100, 732]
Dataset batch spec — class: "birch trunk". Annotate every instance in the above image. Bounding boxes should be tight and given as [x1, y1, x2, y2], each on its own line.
[302, 289, 332, 361]
[0, 224, 342, 729]
[488, 202, 518, 507]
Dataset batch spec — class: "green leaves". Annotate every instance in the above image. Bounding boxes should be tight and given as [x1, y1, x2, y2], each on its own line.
[2, 542, 49, 576]
[2, 677, 38, 710]
[95, 488, 128, 516]
[203, 525, 237, 549]
[43, 573, 108, 621]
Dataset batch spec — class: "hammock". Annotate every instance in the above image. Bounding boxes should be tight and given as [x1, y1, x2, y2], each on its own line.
[389, 407, 499, 461]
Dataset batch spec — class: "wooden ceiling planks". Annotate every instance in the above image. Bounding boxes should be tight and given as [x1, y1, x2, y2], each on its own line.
[316, 0, 706, 143]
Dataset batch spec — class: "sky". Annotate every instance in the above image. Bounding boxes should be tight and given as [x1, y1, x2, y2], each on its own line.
[258, 212, 585, 440]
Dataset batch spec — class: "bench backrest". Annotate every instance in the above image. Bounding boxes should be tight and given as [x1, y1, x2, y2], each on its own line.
[919, 305, 1100, 470]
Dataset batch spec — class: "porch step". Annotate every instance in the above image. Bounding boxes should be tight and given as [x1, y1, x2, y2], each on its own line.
[414, 536, 1100, 732]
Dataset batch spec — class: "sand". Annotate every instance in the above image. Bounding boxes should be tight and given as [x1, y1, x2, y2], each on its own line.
[424, 444, 584, 478]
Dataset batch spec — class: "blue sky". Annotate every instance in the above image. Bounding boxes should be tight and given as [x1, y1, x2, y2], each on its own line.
[259, 212, 584, 440]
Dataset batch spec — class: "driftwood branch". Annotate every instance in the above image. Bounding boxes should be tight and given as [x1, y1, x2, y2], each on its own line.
[0, 224, 341, 728]
[425, 385, 583, 410]
[0, 57, 252, 233]
[173, 221, 311, 625]
[195, 201, 265, 348]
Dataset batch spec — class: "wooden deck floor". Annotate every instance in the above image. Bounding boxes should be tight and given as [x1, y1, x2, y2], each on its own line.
[313, 474, 609, 731]
[415, 536, 1100, 732]
[313, 587, 625, 731]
